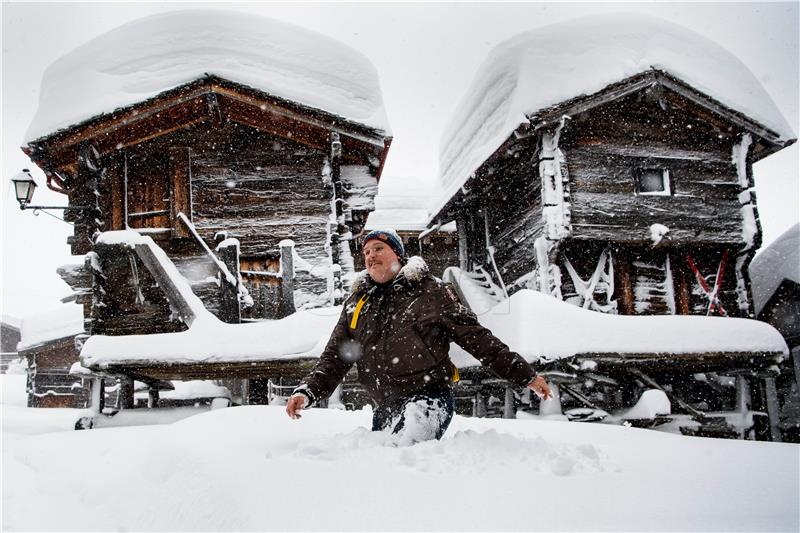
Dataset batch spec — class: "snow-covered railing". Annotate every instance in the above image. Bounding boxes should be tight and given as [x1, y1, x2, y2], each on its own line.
[177, 213, 250, 303]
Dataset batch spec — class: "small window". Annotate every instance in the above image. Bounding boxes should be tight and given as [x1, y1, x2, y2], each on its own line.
[636, 168, 671, 196]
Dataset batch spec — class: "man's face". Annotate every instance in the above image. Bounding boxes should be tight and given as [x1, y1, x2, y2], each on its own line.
[363, 239, 401, 284]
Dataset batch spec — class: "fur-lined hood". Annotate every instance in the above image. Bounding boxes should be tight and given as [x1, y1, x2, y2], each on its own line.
[350, 256, 429, 296]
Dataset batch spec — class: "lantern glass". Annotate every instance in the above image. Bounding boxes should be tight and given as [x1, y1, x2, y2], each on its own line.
[12, 170, 36, 206]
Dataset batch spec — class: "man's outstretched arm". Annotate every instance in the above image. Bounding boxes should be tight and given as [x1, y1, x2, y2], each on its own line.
[438, 284, 551, 399]
[286, 306, 355, 419]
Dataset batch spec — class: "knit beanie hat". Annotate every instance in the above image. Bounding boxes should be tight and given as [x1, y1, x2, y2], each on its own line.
[362, 229, 405, 259]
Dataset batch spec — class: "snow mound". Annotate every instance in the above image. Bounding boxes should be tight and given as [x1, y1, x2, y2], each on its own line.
[449, 289, 788, 367]
[750, 223, 800, 316]
[26, 9, 390, 141]
[437, 13, 795, 214]
[3, 404, 798, 531]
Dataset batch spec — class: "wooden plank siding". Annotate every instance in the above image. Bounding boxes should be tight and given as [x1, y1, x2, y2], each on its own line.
[562, 91, 745, 247]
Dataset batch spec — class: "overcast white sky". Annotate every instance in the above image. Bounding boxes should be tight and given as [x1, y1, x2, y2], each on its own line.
[2, 1, 798, 320]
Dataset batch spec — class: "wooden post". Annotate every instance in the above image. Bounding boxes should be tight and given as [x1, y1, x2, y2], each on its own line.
[615, 250, 635, 315]
[330, 133, 343, 222]
[539, 383, 562, 416]
[217, 240, 242, 324]
[147, 389, 160, 408]
[474, 391, 487, 418]
[457, 215, 469, 271]
[279, 240, 296, 318]
[329, 221, 341, 265]
[26, 360, 35, 408]
[90, 378, 105, 415]
[735, 375, 752, 440]
[242, 379, 250, 406]
[673, 256, 691, 315]
[119, 376, 134, 410]
[503, 386, 516, 419]
[71, 144, 103, 254]
[169, 146, 192, 238]
[332, 264, 343, 306]
[763, 377, 782, 442]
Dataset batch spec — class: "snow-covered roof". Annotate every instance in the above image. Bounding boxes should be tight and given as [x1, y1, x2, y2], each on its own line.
[749, 223, 800, 316]
[436, 13, 796, 217]
[450, 289, 788, 368]
[26, 10, 390, 142]
[18, 303, 84, 351]
[365, 176, 457, 233]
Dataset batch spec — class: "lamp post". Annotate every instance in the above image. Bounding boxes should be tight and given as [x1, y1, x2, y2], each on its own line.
[11, 169, 93, 213]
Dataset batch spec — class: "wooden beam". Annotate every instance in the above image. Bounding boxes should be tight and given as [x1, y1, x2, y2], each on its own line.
[131, 243, 197, 326]
[168, 147, 192, 238]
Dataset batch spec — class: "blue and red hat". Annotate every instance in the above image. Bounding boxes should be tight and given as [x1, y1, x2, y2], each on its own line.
[362, 229, 405, 259]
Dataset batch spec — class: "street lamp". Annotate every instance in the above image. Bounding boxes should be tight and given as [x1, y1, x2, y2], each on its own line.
[11, 169, 36, 208]
[11, 168, 93, 213]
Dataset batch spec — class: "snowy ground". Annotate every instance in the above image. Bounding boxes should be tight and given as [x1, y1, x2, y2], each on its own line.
[2, 374, 798, 531]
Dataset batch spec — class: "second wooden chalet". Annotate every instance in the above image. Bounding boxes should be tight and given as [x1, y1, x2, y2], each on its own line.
[430, 14, 796, 319]
[21, 11, 391, 404]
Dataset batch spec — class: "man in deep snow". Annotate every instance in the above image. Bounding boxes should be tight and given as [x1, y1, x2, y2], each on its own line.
[286, 229, 551, 443]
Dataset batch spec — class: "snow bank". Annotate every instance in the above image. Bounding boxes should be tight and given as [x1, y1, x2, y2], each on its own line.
[450, 289, 788, 368]
[17, 303, 84, 351]
[750, 223, 800, 316]
[81, 306, 340, 367]
[2, 403, 798, 531]
[26, 10, 390, 141]
[436, 13, 796, 216]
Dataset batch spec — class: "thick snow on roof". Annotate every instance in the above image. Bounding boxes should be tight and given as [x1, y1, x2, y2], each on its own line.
[365, 175, 457, 233]
[449, 287, 787, 368]
[18, 303, 84, 351]
[750, 223, 800, 316]
[26, 10, 390, 142]
[436, 13, 796, 216]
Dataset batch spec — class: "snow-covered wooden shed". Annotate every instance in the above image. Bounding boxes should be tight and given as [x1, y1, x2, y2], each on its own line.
[20, 10, 392, 407]
[17, 303, 87, 408]
[431, 14, 796, 319]
[23, 10, 392, 327]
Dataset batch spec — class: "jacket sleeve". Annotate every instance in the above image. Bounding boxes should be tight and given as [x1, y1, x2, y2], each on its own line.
[294, 304, 355, 405]
[437, 284, 536, 387]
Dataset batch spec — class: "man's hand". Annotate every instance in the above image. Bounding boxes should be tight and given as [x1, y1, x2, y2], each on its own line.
[286, 394, 307, 419]
[528, 375, 552, 400]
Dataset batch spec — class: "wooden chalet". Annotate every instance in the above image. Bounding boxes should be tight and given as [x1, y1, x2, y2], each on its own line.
[16, 303, 88, 408]
[434, 67, 794, 319]
[21, 12, 391, 409]
[428, 16, 796, 439]
[1, 319, 22, 373]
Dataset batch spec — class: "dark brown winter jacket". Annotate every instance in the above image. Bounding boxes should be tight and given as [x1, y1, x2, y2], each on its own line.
[294, 256, 537, 407]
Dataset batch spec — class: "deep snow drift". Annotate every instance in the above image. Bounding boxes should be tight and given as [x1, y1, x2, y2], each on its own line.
[2, 374, 798, 531]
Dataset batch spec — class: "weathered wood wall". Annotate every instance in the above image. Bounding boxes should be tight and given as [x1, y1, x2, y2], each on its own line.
[450, 87, 754, 316]
[22, 336, 88, 408]
[84, 120, 376, 318]
[563, 92, 744, 246]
